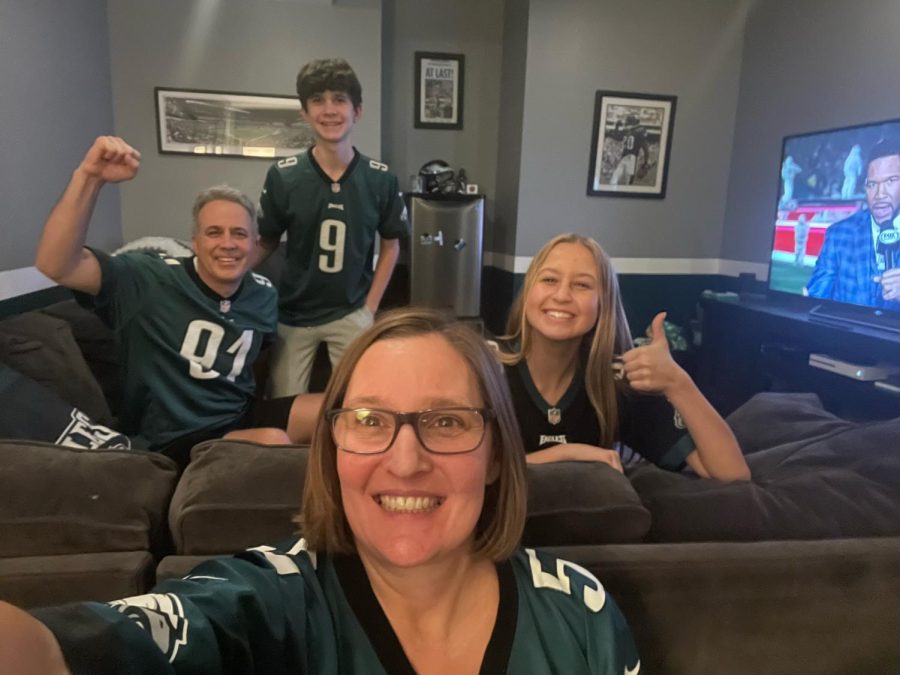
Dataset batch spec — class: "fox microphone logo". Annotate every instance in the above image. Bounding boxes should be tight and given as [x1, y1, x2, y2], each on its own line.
[879, 229, 900, 270]
[878, 229, 900, 246]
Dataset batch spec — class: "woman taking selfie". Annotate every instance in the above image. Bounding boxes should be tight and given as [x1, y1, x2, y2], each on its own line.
[500, 233, 749, 481]
[0, 308, 639, 674]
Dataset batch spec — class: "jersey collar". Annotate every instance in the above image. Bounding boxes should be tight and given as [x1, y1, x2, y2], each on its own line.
[517, 359, 582, 417]
[185, 256, 244, 304]
[307, 145, 361, 187]
[333, 554, 517, 673]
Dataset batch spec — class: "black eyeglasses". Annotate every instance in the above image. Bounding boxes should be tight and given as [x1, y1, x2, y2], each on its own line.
[326, 407, 495, 455]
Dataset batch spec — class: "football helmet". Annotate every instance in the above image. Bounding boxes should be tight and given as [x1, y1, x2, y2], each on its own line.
[418, 159, 456, 193]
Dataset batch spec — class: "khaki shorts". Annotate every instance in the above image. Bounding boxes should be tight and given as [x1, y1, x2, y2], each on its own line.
[268, 306, 374, 396]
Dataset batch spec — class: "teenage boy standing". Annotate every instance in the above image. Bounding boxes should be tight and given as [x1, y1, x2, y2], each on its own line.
[257, 58, 408, 396]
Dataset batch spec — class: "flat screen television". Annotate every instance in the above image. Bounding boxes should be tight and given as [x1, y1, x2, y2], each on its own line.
[767, 118, 900, 332]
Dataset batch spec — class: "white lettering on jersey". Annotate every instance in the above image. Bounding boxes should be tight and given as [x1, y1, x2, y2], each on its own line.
[250, 272, 273, 287]
[625, 662, 641, 675]
[56, 409, 131, 449]
[525, 548, 606, 612]
[223, 330, 254, 381]
[539, 434, 567, 446]
[327, 203, 345, 211]
[369, 159, 388, 172]
[318, 219, 346, 273]
[287, 537, 317, 569]
[247, 545, 301, 576]
[180, 320, 254, 382]
[109, 593, 189, 663]
[277, 156, 298, 169]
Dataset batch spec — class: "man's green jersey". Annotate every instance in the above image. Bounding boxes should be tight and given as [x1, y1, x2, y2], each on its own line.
[258, 148, 408, 326]
[77, 251, 277, 450]
[36, 539, 640, 674]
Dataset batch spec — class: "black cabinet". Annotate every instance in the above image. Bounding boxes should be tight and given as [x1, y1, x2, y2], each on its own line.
[696, 296, 900, 420]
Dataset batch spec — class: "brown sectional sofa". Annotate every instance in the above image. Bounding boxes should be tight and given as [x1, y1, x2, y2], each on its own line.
[1, 435, 898, 674]
[1, 299, 899, 673]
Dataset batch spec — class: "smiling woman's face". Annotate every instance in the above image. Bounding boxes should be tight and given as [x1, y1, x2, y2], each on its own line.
[335, 333, 496, 570]
[524, 242, 601, 344]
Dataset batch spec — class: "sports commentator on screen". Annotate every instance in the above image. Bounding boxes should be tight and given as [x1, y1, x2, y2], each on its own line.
[805, 138, 900, 310]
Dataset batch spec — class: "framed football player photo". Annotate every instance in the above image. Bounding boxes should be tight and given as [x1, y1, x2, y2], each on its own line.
[587, 90, 677, 198]
[414, 52, 465, 130]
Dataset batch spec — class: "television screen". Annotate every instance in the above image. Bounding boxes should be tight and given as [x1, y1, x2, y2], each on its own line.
[767, 118, 900, 323]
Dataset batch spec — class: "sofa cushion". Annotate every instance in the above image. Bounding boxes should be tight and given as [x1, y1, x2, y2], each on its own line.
[630, 392, 900, 542]
[169, 441, 308, 555]
[0, 551, 155, 609]
[0, 311, 113, 425]
[156, 554, 216, 583]
[724, 391, 850, 455]
[523, 461, 651, 545]
[39, 299, 120, 420]
[0, 440, 178, 557]
[547, 537, 900, 675]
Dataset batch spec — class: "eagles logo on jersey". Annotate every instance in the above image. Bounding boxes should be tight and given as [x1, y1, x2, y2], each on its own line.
[108, 593, 189, 662]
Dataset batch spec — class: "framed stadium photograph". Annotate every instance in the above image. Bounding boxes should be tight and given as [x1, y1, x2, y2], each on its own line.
[414, 52, 465, 130]
[154, 87, 313, 159]
[587, 90, 677, 198]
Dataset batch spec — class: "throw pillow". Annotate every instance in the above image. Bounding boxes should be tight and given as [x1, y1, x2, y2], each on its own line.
[0, 311, 113, 425]
[169, 440, 308, 555]
[524, 461, 651, 545]
[630, 392, 900, 542]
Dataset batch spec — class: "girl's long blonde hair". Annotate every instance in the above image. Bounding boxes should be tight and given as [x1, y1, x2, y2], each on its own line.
[499, 234, 633, 446]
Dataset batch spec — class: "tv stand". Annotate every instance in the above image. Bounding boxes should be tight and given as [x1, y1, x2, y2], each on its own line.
[808, 302, 900, 334]
[697, 296, 900, 420]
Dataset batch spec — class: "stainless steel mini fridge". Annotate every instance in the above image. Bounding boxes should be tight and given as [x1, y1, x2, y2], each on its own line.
[406, 193, 484, 318]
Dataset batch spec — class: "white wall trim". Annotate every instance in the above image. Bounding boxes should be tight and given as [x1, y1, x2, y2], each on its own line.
[482, 250, 519, 273]
[0, 267, 56, 302]
[2, 257, 770, 304]
[484, 253, 769, 280]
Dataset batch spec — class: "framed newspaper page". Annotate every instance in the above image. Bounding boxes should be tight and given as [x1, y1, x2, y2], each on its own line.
[154, 87, 313, 159]
[414, 52, 465, 130]
[587, 90, 677, 198]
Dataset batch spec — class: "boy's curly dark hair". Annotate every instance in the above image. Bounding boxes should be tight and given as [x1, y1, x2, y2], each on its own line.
[296, 58, 362, 111]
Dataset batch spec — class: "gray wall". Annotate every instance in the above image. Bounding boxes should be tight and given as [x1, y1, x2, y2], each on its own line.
[0, 0, 117, 272]
[514, 0, 747, 258]
[107, 0, 383, 242]
[8, 0, 898, 279]
[491, 0, 529, 258]
[722, 0, 900, 263]
[381, 0, 504, 223]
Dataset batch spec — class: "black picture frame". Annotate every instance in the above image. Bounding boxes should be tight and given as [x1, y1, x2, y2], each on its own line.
[154, 87, 312, 159]
[414, 52, 465, 130]
[586, 90, 677, 198]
